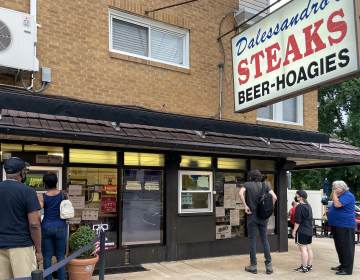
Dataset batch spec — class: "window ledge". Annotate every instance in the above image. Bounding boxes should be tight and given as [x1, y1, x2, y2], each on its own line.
[178, 212, 214, 217]
[256, 118, 304, 127]
[109, 52, 191, 74]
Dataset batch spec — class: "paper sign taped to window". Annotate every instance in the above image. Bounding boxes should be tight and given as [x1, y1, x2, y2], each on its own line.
[82, 209, 99, 221]
[216, 207, 225, 217]
[68, 185, 83, 196]
[69, 196, 85, 209]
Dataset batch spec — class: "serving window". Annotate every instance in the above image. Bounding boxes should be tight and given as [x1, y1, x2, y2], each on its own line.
[67, 167, 118, 249]
[215, 168, 246, 239]
[178, 171, 213, 214]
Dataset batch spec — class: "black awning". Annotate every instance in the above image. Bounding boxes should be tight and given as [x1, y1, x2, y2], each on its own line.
[0, 86, 329, 143]
[2, 109, 360, 169]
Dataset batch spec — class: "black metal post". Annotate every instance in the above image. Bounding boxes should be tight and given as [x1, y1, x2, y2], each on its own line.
[31, 270, 43, 280]
[98, 230, 106, 280]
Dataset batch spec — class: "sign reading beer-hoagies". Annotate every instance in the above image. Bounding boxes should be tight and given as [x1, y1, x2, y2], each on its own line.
[232, 0, 360, 112]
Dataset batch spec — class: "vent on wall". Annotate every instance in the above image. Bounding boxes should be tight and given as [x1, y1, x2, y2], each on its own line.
[0, 20, 11, 51]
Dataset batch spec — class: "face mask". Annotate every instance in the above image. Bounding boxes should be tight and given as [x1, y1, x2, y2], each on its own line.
[20, 171, 27, 184]
[294, 196, 299, 203]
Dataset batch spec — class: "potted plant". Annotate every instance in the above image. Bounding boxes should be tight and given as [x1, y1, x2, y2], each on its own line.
[67, 225, 99, 280]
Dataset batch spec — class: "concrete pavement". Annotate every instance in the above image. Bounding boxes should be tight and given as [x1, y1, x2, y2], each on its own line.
[99, 238, 359, 280]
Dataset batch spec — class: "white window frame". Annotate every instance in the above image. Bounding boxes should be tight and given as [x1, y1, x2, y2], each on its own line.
[257, 95, 303, 125]
[178, 170, 213, 214]
[109, 10, 190, 69]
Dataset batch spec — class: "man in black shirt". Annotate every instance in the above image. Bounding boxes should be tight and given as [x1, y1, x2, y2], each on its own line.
[239, 170, 277, 275]
[292, 190, 313, 273]
[0, 157, 42, 279]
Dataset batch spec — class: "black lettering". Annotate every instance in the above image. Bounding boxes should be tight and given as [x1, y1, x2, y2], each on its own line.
[325, 53, 337, 73]
[238, 91, 245, 104]
[286, 71, 297, 87]
[262, 81, 270, 96]
[254, 84, 261, 99]
[297, 66, 308, 83]
[277, 74, 286, 90]
[338, 48, 350, 68]
[308, 61, 319, 79]
[246, 87, 253, 102]
[320, 58, 324, 75]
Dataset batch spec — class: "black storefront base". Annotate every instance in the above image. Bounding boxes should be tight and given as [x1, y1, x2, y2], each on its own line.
[100, 157, 289, 267]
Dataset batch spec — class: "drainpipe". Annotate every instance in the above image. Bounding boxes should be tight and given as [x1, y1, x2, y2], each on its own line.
[218, 63, 224, 120]
[30, 0, 37, 20]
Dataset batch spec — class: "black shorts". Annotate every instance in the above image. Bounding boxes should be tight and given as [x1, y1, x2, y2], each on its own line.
[295, 232, 312, 245]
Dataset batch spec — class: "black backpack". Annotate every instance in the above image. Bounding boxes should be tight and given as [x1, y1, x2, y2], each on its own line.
[257, 183, 274, 219]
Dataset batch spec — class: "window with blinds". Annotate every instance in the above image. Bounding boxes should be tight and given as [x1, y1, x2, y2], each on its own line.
[110, 10, 189, 68]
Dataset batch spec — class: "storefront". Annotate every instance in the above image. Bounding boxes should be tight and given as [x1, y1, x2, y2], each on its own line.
[2, 88, 360, 268]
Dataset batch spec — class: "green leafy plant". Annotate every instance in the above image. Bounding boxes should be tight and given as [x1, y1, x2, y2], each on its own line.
[69, 225, 96, 259]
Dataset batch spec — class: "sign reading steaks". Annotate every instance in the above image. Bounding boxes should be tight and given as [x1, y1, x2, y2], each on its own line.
[232, 0, 360, 112]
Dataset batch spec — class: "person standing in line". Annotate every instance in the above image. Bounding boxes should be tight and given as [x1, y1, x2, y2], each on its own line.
[239, 169, 277, 275]
[327, 180, 356, 276]
[288, 201, 297, 237]
[292, 190, 314, 273]
[0, 157, 42, 279]
[38, 173, 67, 280]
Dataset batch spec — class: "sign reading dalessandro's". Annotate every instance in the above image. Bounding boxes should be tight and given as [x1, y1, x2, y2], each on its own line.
[232, 0, 360, 112]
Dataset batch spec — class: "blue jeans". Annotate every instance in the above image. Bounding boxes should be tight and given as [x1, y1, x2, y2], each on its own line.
[42, 226, 67, 280]
[247, 214, 272, 266]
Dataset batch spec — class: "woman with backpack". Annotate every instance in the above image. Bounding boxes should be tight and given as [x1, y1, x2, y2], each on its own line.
[38, 173, 67, 280]
[292, 190, 314, 273]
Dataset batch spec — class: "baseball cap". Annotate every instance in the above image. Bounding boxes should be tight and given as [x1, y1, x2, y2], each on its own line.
[3, 157, 28, 174]
[296, 190, 308, 200]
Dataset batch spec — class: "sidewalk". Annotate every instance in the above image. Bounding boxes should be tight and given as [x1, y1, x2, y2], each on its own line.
[100, 238, 359, 280]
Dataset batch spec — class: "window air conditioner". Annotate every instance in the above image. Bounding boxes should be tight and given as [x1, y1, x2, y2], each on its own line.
[235, 7, 267, 27]
[0, 7, 39, 72]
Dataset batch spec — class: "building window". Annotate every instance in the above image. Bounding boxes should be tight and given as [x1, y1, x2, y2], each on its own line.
[217, 157, 246, 170]
[214, 172, 246, 239]
[257, 96, 303, 125]
[122, 169, 163, 245]
[124, 152, 164, 167]
[1, 143, 64, 164]
[109, 10, 189, 68]
[178, 171, 213, 214]
[67, 167, 118, 249]
[180, 155, 212, 168]
[69, 149, 117, 165]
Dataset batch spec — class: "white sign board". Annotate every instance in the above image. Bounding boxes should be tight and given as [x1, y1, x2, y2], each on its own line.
[232, 0, 359, 112]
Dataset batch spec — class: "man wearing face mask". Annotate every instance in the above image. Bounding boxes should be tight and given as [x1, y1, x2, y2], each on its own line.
[0, 157, 42, 279]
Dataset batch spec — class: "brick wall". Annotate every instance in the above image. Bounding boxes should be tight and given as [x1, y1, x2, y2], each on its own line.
[0, 0, 318, 131]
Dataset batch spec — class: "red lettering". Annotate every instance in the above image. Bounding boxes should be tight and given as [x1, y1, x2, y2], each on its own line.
[283, 35, 303, 66]
[250, 51, 265, 78]
[265, 43, 281, 73]
[327, 9, 347, 46]
[238, 59, 250, 85]
[303, 19, 326, 57]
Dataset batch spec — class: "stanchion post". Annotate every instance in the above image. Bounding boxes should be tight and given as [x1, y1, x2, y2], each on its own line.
[31, 270, 43, 280]
[99, 230, 106, 280]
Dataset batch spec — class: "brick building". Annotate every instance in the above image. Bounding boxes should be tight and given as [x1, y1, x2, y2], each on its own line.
[0, 0, 359, 269]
